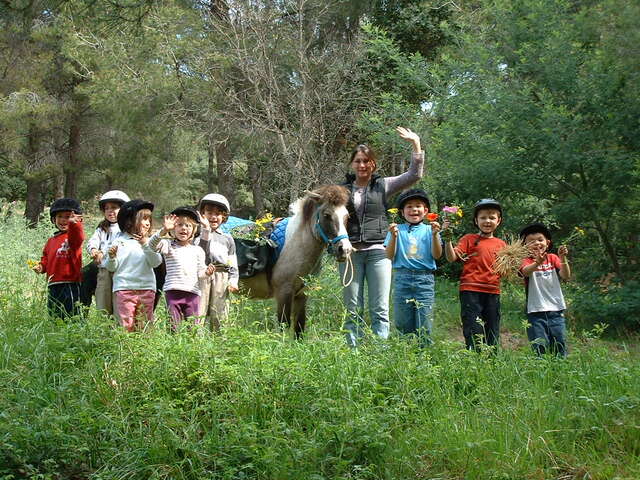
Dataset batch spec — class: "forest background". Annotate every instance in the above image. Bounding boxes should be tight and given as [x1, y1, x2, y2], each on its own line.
[1, 0, 639, 330]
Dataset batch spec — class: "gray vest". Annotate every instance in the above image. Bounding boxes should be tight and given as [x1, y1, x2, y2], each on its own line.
[343, 174, 389, 244]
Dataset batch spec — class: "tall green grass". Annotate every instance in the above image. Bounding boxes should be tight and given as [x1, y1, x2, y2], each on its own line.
[1, 216, 639, 479]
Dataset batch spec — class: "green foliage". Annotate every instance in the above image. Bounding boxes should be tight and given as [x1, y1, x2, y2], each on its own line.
[429, 0, 640, 282]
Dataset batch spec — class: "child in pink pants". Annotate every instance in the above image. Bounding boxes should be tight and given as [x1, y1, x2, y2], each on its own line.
[107, 200, 162, 332]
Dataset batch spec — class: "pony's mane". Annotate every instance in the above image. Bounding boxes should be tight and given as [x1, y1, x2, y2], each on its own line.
[286, 185, 350, 237]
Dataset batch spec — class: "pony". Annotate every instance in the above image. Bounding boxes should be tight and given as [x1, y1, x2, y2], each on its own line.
[239, 185, 352, 338]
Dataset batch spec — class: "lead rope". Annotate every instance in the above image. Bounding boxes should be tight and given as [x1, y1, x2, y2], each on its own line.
[341, 251, 354, 287]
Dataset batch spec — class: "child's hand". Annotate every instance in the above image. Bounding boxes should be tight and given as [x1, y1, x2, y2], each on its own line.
[108, 245, 118, 258]
[163, 214, 177, 233]
[69, 213, 83, 224]
[132, 233, 147, 245]
[228, 285, 239, 294]
[533, 250, 547, 266]
[91, 249, 104, 264]
[558, 245, 569, 258]
[31, 262, 43, 273]
[388, 223, 398, 237]
[454, 247, 476, 262]
[197, 212, 210, 232]
[205, 264, 216, 276]
[431, 221, 441, 234]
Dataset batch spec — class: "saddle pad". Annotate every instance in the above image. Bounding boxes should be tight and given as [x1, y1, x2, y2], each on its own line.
[269, 217, 290, 258]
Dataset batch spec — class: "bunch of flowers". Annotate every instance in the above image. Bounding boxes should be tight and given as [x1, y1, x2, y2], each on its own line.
[562, 226, 586, 245]
[387, 208, 401, 224]
[231, 212, 274, 244]
[440, 205, 463, 241]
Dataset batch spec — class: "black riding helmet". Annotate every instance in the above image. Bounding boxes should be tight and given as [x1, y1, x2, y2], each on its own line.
[396, 188, 431, 212]
[171, 206, 199, 224]
[519, 223, 552, 245]
[117, 199, 154, 233]
[473, 198, 502, 226]
[50, 198, 82, 223]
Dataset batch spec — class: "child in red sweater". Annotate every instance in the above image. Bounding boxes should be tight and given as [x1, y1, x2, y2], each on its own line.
[32, 198, 85, 319]
[444, 198, 506, 350]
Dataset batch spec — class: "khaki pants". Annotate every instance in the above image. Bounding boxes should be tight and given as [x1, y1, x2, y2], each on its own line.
[199, 271, 229, 331]
[95, 267, 115, 315]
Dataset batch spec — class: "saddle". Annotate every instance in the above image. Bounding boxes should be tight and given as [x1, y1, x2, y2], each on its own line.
[231, 217, 289, 279]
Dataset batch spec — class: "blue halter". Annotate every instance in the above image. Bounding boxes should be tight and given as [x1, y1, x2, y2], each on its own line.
[315, 210, 348, 252]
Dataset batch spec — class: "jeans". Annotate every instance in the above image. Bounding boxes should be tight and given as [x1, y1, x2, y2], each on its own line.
[393, 269, 435, 346]
[460, 290, 501, 350]
[527, 310, 567, 357]
[339, 249, 391, 347]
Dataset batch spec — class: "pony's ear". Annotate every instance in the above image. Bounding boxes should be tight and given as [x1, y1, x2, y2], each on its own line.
[302, 191, 321, 224]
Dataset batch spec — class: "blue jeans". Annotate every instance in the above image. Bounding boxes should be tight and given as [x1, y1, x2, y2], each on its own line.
[339, 249, 391, 347]
[527, 310, 567, 357]
[393, 269, 435, 346]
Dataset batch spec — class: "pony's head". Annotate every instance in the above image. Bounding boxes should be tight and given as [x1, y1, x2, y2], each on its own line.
[300, 185, 352, 261]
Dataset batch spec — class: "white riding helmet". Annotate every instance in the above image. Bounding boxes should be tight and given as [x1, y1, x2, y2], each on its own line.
[199, 193, 230, 213]
[99, 190, 131, 210]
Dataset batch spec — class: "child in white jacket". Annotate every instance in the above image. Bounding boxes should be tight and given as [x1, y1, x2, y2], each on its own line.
[106, 199, 162, 332]
[86, 190, 130, 314]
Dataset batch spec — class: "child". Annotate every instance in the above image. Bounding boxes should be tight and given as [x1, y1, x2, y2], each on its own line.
[106, 199, 162, 332]
[519, 223, 571, 356]
[86, 190, 130, 314]
[148, 206, 215, 330]
[385, 189, 442, 345]
[197, 194, 239, 331]
[444, 198, 506, 350]
[32, 198, 85, 319]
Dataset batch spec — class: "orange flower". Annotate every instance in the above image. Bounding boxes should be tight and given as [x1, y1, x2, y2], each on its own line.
[426, 213, 439, 222]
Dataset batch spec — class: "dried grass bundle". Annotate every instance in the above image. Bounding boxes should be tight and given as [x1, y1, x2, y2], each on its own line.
[493, 236, 530, 280]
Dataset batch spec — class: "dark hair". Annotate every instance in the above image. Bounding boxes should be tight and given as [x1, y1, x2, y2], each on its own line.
[349, 144, 378, 171]
[98, 219, 111, 232]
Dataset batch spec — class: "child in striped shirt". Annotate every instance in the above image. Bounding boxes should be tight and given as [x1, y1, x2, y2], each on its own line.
[147, 206, 214, 330]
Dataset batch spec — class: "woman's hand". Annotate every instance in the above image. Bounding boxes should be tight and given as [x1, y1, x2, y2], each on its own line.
[396, 126, 421, 153]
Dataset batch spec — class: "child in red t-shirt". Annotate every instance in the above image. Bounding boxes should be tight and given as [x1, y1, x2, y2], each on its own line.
[32, 198, 85, 319]
[444, 199, 506, 350]
[519, 223, 571, 356]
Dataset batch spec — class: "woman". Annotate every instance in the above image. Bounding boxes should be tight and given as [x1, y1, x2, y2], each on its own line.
[339, 126, 424, 347]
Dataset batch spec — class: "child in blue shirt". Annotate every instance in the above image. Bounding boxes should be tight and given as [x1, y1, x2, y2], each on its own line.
[385, 189, 442, 345]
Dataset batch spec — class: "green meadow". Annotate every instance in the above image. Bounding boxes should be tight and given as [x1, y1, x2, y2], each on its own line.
[1, 218, 638, 480]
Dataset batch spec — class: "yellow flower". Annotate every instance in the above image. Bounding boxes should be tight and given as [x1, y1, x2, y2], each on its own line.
[457, 208, 463, 218]
[27, 259, 38, 268]
[256, 212, 274, 226]
[387, 208, 398, 215]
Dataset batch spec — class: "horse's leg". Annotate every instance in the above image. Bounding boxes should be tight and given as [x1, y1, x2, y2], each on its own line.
[275, 289, 293, 331]
[292, 292, 307, 340]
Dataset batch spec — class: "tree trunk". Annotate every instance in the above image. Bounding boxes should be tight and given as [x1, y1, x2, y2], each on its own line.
[63, 116, 81, 198]
[24, 177, 46, 227]
[206, 138, 217, 193]
[248, 160, 264, 214]
[594, 219, 623, 281]
[216, 140, 235, 206]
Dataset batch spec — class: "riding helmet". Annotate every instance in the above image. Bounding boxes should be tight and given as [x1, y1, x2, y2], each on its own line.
[50, 198, 82, 222]
[171, 206, 200, 224]
[117, 199, 154, 232]
[519, 223, 552, 242]
[98, 190, 130, 210]
[473, 198, 502, 225]
[199, 193, 230, 214]
[396, 188, 431, 212]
